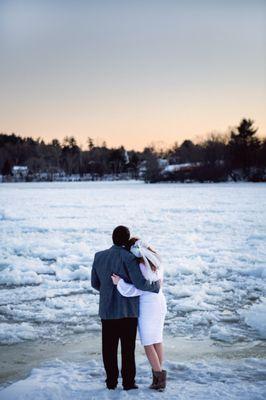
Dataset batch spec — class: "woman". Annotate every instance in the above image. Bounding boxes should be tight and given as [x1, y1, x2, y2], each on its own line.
[111, 238, 167, 391]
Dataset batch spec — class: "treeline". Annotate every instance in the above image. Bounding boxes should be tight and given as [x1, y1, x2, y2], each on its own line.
[146, 119, 266, 182]
[0, 118, 266, 182]
[0, 135, 142, 179]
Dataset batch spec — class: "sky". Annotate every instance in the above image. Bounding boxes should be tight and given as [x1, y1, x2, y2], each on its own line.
[0, 0, 265, 150]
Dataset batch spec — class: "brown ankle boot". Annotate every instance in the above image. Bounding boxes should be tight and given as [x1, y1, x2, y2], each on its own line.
[149, 370, 157, 389]
[152, 370, 167, 391]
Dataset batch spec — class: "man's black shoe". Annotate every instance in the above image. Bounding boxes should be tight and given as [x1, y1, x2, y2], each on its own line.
[123, 384, 139, 391]
[106, 385, 117, 390]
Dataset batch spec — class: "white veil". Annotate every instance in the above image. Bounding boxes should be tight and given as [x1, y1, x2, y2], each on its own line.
[130, 239, 161, 281]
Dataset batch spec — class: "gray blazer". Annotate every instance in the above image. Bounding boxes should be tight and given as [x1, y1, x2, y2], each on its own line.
[91, 244, 160, 319]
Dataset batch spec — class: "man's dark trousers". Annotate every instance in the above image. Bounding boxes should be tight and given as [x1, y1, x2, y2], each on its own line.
[101, 318, 138, 389]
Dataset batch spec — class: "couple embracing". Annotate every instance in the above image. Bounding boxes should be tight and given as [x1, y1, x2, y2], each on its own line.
[91, 225, 167, 391]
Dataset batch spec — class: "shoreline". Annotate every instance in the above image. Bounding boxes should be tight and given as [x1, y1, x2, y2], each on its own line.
[1, 333, 265, 389]
[1, 180, 266, 186]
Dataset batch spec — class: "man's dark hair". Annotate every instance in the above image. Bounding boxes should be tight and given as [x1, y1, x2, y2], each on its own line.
[112, 225, 130, 246]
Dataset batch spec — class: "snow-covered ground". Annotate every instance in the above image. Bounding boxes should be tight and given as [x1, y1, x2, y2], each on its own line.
[1, 357, 266, 400]
[0, 181, 265, 399]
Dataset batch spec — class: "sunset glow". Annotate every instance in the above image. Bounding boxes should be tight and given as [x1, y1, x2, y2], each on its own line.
[1, 0, 265, 150]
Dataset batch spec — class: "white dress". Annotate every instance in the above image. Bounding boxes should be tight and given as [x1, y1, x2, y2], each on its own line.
[117, 263, 167, 346]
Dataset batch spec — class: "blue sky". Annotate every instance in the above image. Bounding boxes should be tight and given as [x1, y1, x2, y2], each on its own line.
[0, 0, 265, 149]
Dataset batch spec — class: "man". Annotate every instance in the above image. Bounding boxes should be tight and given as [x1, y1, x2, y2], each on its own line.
[91, 225, 160, 390]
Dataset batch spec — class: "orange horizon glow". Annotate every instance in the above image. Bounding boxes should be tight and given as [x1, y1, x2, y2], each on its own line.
[2, 103, 266, 151]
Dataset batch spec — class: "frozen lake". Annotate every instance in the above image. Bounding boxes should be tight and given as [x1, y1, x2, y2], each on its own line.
[0, 181, 266, 399]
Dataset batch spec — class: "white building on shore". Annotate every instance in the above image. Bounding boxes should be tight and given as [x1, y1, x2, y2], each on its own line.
[12, 166, 29, 181]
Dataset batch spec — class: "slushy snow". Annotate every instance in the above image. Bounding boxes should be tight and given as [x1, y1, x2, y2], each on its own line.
[240, 298, 266, 339]
[0, 358, 266, 400]
[0, 182, 265, 399]
[0, 182, 265, 344]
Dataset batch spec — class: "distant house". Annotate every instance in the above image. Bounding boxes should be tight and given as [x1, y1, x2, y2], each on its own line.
[12, 166, 29, 181]
[158, 158, 168, 169]
[162, 162, 202, 175]
[139, 158, 169, 179]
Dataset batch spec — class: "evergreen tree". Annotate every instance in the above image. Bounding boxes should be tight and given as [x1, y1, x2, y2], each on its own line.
[228, 119, 260, 171]
[87, 137, 94, 151]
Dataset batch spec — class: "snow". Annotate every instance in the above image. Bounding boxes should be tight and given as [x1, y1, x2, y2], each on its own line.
[0, 322, 38, 344]
[0, 358, 266, 400]
[0, 181, 265, 398]
[240, 298, 266, 339]
[0, 269, 42, 286]
[0, 182, 265, 344]
[209, 324, 245, 343]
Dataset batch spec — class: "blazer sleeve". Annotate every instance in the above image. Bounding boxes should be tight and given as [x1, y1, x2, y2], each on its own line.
[124, 253, 160, 293]
[117, 279, 143, 297]
[91, 255, 100, 291]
